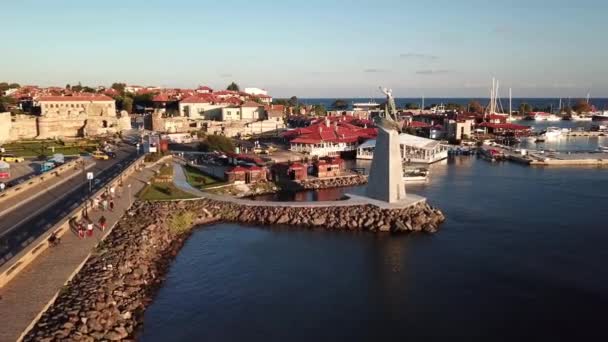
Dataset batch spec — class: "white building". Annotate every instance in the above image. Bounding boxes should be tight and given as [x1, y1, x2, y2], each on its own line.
[244, 87, 268, 96]
[179, 96, 225, 120]
[221, 101, 264, 121]
[124, 85, 144, 94]
[357, 133, 448, 164]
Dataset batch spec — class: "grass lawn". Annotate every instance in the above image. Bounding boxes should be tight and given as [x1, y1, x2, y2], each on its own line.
[138, 182, 196, 201]
[183, 165, 226, 189]
[2, 140, 99, 157]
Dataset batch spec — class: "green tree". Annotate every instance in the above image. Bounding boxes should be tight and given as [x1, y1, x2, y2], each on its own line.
[71, 82, 83, 92]
[122, 97, 134, 113]
[313, 104, 326, 116]
[198, 135, 235, 153]
[446, 103, 464, 111]
[288, 96, 299, 107]
[82, 86, 96, 93]
[226, 82, 240, 91]
[8, 83, 19, 89]
[572, 99, 592, 114]
[0, 96, 17, 112]
[272, 99, 289, 106]
[66, 84, 71, 90]
[405, 102, 420, 110]
[331, 99, 348, 110]
[132, 93, 154, 110]
[0, 82, 9, 92]
[111, 82, 126, 94]
[468, 100, 484, 114]
[519, 102, 532, 114]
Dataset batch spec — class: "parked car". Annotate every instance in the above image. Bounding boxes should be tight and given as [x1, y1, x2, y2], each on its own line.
[92, 151, 109, 160]
[105, 151, 117, 158]
[1, 154, 25, 163]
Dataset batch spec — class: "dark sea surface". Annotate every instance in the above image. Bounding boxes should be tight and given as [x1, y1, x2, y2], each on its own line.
[298, 97, 608, 111]
[141, 153, 608, 341]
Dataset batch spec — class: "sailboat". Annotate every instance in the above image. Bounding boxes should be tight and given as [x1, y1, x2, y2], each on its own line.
[485, 78, 509, 120]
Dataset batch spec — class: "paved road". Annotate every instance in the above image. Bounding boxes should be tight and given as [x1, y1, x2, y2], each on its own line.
[0, 145, 140, 265]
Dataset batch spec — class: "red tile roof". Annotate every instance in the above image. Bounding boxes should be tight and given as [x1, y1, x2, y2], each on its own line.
[38, 95, 114, 102]
[221, 97, 242, 105]
[153, 93, 171, 102]
[287, 116, 377, 144]
[406, 121, 431, 128]
[181, 95, 217, 104]
[241, 101, 263, 108]
[478, 122, 530, 130]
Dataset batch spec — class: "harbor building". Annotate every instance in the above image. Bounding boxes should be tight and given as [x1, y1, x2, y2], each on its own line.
[357, 133, 448, 164]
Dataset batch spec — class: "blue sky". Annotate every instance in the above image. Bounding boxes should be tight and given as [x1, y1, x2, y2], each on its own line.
[2, 0, 607, 97]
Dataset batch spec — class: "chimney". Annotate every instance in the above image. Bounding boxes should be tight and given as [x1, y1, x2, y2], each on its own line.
[325, 117, 330, 127]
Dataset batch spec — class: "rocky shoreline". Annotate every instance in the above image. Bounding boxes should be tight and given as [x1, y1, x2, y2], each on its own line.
[295, 174, 368, 190]
[23, 198, 444, 341]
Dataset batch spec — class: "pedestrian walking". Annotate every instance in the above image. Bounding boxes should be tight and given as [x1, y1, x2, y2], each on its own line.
[98, 215, 107, 231]
[109, 199, 115, 212]
[93, 197, 99, 210]
[110, 186, 115, 199]
[77, 222, 85, 239]
[86, 221, 94, 237]
[102, 198, 108, 211]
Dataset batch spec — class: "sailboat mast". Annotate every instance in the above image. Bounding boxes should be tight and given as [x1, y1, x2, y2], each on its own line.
[422, 94, 425, 114]
[509, 88, 512, 119]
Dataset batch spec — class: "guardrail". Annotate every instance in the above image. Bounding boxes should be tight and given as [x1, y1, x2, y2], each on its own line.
[0, 157, 83, 205]
[0, 155, 147, 288]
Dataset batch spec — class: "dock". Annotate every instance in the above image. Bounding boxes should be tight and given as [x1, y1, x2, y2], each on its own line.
[564, 131, 606, 138]
[479, 145, 608, 167]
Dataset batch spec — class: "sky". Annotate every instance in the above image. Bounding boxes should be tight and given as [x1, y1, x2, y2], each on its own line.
[2, 0, 607, 98]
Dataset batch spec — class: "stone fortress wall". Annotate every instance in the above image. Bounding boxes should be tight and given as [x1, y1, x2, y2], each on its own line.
[0, 98, 131, 143]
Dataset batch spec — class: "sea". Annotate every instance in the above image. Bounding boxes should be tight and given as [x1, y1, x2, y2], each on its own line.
[297, 97, 608, 112]
[139, 123, 608, 341]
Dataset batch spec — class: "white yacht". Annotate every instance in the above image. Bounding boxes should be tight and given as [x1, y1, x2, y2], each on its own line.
[540, 127, 564, 139]
[352, 101, 381, 111]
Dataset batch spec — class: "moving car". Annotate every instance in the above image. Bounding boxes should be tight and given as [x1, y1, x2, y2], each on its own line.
[1, 154, 25, 163]
[91, 151, 109, 160]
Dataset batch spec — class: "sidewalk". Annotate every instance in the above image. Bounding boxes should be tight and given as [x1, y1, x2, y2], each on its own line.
[0, 163, 159, 342]
[0, 160, 94, 217]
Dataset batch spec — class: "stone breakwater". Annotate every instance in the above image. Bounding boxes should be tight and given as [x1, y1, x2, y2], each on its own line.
[194, 197, 444, 233]
[295, 174, 368, 190]
[23, 198, 444, 341]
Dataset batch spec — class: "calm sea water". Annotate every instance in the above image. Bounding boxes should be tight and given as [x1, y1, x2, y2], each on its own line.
[141, 155, 608, 341]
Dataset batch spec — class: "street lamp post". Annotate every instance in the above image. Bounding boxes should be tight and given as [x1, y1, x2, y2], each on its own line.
[127, 183, 132, 208]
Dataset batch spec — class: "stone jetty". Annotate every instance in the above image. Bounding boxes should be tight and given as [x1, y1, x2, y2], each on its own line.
[22, 198, 445, 341]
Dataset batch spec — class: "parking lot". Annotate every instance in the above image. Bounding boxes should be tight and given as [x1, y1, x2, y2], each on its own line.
[1, 159, 42, 184]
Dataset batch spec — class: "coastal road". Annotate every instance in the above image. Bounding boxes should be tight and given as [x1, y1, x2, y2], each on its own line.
[0, 144, 139, 265]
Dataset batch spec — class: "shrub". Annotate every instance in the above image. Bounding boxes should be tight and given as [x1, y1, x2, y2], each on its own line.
[169, 210, 195, 235]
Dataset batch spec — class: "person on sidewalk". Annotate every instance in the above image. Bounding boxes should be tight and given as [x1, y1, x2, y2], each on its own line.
[77, 221, 85, 239]
[102, 198, 108, 211]
[86, 220, 94, 237]
[98, 216, 107, 231]
[109, 199, 115, 212]
[110, 186, 115, 198]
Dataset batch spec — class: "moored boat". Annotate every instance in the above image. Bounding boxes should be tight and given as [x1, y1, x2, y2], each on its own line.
[592, 111, 608, 122]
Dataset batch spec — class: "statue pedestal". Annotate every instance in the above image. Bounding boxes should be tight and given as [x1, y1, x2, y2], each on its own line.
[366, 127, 407, 203]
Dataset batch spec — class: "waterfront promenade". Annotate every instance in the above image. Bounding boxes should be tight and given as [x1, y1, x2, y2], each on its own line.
[0, 163, 160, 342]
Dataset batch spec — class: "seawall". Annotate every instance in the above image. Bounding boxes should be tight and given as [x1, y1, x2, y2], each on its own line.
[22, 196, 445, 341]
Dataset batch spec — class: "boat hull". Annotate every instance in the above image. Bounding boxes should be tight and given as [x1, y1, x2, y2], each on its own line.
[592, 115, 608, 122]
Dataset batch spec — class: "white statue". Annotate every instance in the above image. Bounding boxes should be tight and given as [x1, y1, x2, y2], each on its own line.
[380, 87, 393, 98]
